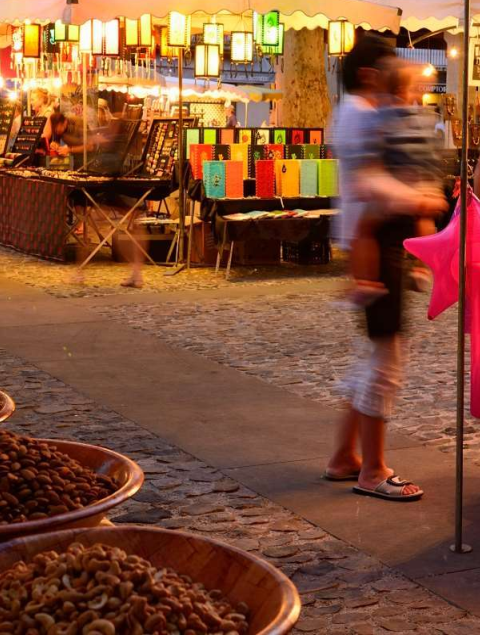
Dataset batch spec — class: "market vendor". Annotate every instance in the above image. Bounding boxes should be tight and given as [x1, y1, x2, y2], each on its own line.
[225, 104, 238, 128]
[49, 112, 95, 168]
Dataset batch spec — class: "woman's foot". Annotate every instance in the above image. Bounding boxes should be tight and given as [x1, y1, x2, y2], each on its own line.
[357, 467, 421, 498]
[354, 475, 423, 501]
[121, 275, 143, 289]
[326, 454, 362, 481]
[409, 267, 432, 293]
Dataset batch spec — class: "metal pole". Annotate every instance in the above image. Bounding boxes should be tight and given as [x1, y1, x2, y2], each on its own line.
[451, 0, 472, 555]
[177, 47, 185, 263]
[82, 53, 88, 170]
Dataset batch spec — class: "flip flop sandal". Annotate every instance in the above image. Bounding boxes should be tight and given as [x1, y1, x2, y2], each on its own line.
[353, 476, 424, 502]
[324, 469, 361, 482]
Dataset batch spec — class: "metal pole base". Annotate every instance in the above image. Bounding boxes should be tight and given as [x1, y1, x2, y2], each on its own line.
[450, 543, 473, 554]
[163, 264, 186, 277]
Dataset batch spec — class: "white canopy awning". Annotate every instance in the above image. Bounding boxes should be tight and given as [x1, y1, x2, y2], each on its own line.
[0, 0, 402, 33]
[390, 0, 480, 32]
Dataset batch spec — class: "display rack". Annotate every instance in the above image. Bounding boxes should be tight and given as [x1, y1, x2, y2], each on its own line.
[11, 116, 46, 157]
[0, 99, 16, 156]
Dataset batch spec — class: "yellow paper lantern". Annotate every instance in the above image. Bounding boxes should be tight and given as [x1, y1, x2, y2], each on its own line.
[80, 19, 103, 55]
[203, 23, 224, 56]
[140, 14, 152, 47]
[23, 24, 41, 58]
[328, 20, 355, 57]
[160, 27, 179, 58]
[54, 21, 80, 43]
[195, 44, 220, 78]
[125, 18, 139, 47]
[167, 12, 191, 48]
[231, 31, 253, 63]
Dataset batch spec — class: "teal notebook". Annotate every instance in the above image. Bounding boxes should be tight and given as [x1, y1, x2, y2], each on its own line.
[318, 159, 339, 197]
[203, 161, 226, 199]
[300, 160, 318, 196]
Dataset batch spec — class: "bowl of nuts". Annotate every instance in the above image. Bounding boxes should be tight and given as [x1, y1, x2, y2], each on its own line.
[0, 391, 15, 423]
[0, 430, 144, 540]
[0, 526, 301, 634]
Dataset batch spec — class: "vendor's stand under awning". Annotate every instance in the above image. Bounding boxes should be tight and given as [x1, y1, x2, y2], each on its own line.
[387, 0, 480, 31]
[2, 0, 402, 33]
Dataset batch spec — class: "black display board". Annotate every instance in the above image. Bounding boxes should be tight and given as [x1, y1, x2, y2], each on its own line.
[141, 117, 196, 178]
[0, 99, 16, 156]
[89, 119, 140, 176]
[11, 116, 46, 156]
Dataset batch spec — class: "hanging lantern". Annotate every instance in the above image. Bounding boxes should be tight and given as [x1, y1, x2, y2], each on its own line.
[262, 23, 284, 55]
[159, 27, 179, 58]
[195, 44, 220, 78]
[203, 23, 224, 56]
[231, 31, 253, 63]
[80, 19, 103, 54]
[328, 20, 355, 57]
[12, 28, 23, 65]
[125, 18, 139, 47]
[54, 21, 80, 43]
[104, 19, 120, 56]
[139, 14, 153, 47]
[23, 24, 41, 58]
[261, 11, 280, 47]
[167, 12, 191, 48]
[253, 12, 263, 44]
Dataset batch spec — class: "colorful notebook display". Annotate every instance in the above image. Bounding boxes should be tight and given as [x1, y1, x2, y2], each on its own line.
[238, 129, 253, 145]
[255, 160, 275, 198]
[229, 144, 250, 178]
[255, 129, 270, 145]
[203, 129, 217, 144]
[276, 160, 300, 197]
[302, 144, 321, 160]
[286, 145, 304, 160]
[318, 159, 339, 197]
[214, 145, 230, 161]
[309, 129, 323, 145]
[273, 129, 287, 144]
[203, 161, 226, 199]
[300, 160, 319, 196]
[220, 128, 235, 144]
[190, 144, 214, 180]
[265, 144, 285, 160]
[225, 161, 244, 198]
[185, 129, 200, 159]
[291, 129, 305, 144]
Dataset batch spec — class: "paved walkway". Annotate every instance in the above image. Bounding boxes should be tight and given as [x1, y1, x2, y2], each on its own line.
[0, 265, 480, 633]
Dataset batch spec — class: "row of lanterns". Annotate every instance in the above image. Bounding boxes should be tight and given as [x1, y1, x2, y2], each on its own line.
[15, 13, 355, 78]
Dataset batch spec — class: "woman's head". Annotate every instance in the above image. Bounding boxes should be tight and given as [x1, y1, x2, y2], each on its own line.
[31, 88, 49, 112]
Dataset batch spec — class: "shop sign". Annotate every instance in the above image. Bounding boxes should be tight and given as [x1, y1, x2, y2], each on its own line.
[417, 83, 446, 94]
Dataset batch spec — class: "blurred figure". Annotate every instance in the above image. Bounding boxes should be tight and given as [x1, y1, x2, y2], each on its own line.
[350, 62, 447, 305]
[49, 113, 94, 169]
[326, 35, 446, 502]
[98, 98, 113, 128]
[225, 104, 238, 128]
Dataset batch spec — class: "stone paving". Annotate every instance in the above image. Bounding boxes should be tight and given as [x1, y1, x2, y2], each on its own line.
[1, 348, 479, 634]
[96, 289, 477, 460]
[0, 245, 347, 298]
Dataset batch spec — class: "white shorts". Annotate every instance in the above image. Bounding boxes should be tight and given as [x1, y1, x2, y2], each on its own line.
[349, 335, 403, 419]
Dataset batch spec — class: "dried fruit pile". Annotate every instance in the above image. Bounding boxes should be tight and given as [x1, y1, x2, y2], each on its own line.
[0, 542, 250, 634]
[0, 430, 117, 524]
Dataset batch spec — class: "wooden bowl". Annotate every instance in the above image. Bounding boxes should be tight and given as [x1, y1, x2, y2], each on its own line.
[0, 391, 15, 423]
[0, 439, 144, 540]
[0, 526, 301, 635]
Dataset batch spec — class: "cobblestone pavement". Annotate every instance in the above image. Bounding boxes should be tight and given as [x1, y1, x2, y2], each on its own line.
[96, 289, 475, 460]
[0, 246, 347, 298]
[1, 349, 479, 634]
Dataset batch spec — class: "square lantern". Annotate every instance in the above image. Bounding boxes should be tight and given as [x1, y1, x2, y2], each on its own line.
[231, 31, 253, 63]
[168, 12, 191, 48]
[160, 26, 179, 57]
[261, 11, 280, 47]
[262, 23, 284, 55]
[203, 23, 224, 55]
[23, 24, 41, 58]
[54, 21, 80, 43]
[139, 14, 153, 46]
[253, 12, 263, 43]
[104, 19, 120, 56]
[328, 19, 355, 57]
[125, 18, 139, 47]
[195, 43, 220, 78]
[80, 19, 103, 55]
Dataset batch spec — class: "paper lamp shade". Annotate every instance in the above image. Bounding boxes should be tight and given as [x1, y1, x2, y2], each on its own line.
[54, 22, 80, 43]
[203, 23, 224, 55]
[125, 18, 139, 47]
[253, 12, 263, 43]
[231, 32, 253, 63]
[262, 24, 284, 55]
[328, 20, 355, 56]
[104, 19, 120, 56]
[261, 11, 280, 47]
[160, 27, 179, 58]
[168, 12, 191, 48]
[195, 44, 220, 78]
[140, 15, 153, 47]
[23, 24, 41, 58]
[80, 19, 103, 55]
